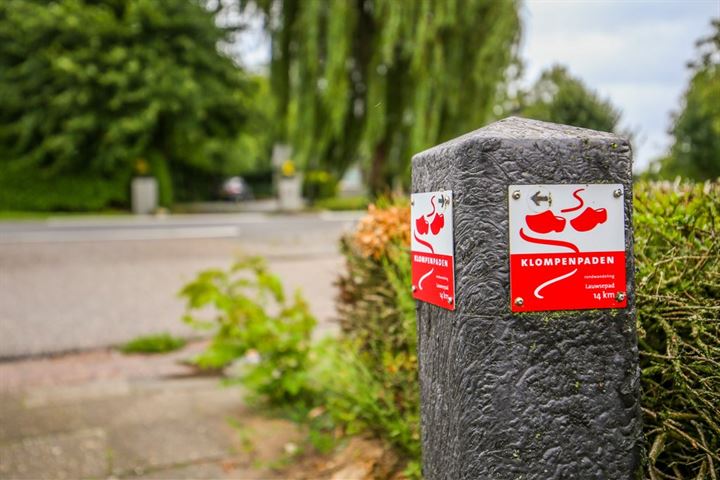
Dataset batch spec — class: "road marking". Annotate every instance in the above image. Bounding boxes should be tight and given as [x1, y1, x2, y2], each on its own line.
[0, 226, 242, 243]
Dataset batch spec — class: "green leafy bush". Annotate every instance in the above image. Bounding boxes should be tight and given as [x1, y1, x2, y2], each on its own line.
[0, 0, 257, 210]
[0, 165, 129, 212]
[120, 333, 186, 354]
[314, 244, 421, 462]
[180, 257, 316, 408]
[309, 337, 419, 458]
[335, 243, 419, 455]
[180, 247, 419, 475]
[302, 170, 339, 202]
[315, 196, 370, 211]
[635, 181, 719, 479]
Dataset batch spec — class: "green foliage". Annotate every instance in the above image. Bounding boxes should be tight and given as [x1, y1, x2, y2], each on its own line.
[315, 195, 370, 212]
[180, 257, 317, 408]
[243, 0, 520, 193]
[0, 211, 51, 221]
[0, 210, 128, 221]
[634, 181, 719, 479]
[180, 250, 419, 473]
[149, 152, 173, 208]
[337, 240, 417, 366]
[0, 166, 129, 211]
[302, 170, 339, 202]
[310, 336, 421, 459]
[521, 65, 622, 133]
[120, 333, 186, 354]
[0, 0, 253, 210]
[334, 238, 420, 458]
[656, 21, 720, 181]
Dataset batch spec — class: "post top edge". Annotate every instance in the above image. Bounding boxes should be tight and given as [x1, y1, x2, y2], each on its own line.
[412, 117, 626, 161]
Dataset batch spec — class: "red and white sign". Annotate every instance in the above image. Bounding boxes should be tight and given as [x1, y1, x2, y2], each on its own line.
[509, 184, 626, 312]
[411, 191, 455, 310]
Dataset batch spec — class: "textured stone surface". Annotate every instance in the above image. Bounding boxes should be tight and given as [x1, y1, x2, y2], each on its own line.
[412, 117, 640, 479]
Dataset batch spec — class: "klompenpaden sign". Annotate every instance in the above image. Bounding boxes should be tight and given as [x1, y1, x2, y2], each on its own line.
[509, 184, 626, 312]
[411, 190, 455, 310]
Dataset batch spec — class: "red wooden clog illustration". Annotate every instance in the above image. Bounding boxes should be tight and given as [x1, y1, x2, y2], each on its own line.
[525, 210, 566, 234]
[570, 207, 607, 232]
[415, 216, 429, 235]
[430, 212, 445, 234]
[415, 195, 448, 237]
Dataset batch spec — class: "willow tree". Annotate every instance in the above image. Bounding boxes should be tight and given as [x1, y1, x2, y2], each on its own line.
[245, 0, 520, 193]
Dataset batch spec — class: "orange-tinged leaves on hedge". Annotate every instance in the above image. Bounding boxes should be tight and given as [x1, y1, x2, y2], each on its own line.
[353, 204, 411, 259]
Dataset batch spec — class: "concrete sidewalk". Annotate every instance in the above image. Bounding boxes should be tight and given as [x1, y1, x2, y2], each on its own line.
[0, 344, 304, 480]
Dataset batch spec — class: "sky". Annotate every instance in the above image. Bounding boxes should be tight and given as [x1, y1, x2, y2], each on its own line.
[232, 0, 719, 173]
[521, 0, 718, 171]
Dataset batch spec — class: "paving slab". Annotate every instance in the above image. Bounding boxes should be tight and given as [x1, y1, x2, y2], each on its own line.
[107, 418, 233, 476]
[0, 344, 209, 394]
[0, 350, 307, 480]
[0, 428, 109, 480]
[23, 379, 131, 408]
[0, 399, 89, 444]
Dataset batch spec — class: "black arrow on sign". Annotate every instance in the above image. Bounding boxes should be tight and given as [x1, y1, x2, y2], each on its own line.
[531, 191, 549, 206]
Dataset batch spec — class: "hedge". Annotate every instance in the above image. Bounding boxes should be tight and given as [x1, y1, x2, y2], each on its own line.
[0, 164, 129, 212]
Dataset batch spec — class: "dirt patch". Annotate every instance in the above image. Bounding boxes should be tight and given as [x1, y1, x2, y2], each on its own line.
[280, 436, 407, 480]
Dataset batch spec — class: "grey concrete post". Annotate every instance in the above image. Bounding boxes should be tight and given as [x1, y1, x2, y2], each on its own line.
[131, 177, 158, 215]
[412, 117, 640, 479]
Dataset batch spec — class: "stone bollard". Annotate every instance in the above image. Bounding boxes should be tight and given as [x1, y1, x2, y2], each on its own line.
[278, 174, 304, 211]
[131, 176, 158, 215]
[411, 117, 640, 479]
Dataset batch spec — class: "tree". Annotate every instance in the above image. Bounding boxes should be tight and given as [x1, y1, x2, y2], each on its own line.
[240, 0, 520, 194]
[0, 0, 253, 209]
[520, 65, 622, 133]
[657, 20, 719, 181]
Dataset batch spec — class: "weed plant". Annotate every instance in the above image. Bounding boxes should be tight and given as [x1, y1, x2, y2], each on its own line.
[180, 257, 317, 409]
[120, 333, 186, 354]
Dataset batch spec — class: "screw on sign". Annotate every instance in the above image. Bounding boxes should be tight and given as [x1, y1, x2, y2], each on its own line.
[411, 191, 455, 310]
[508, 184, 627, 312]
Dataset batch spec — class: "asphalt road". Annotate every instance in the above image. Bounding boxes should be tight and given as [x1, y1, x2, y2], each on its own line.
[0, 212, 363, 358]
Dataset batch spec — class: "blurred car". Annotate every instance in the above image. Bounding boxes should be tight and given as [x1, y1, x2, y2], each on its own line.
[220, 176, 254, 202]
